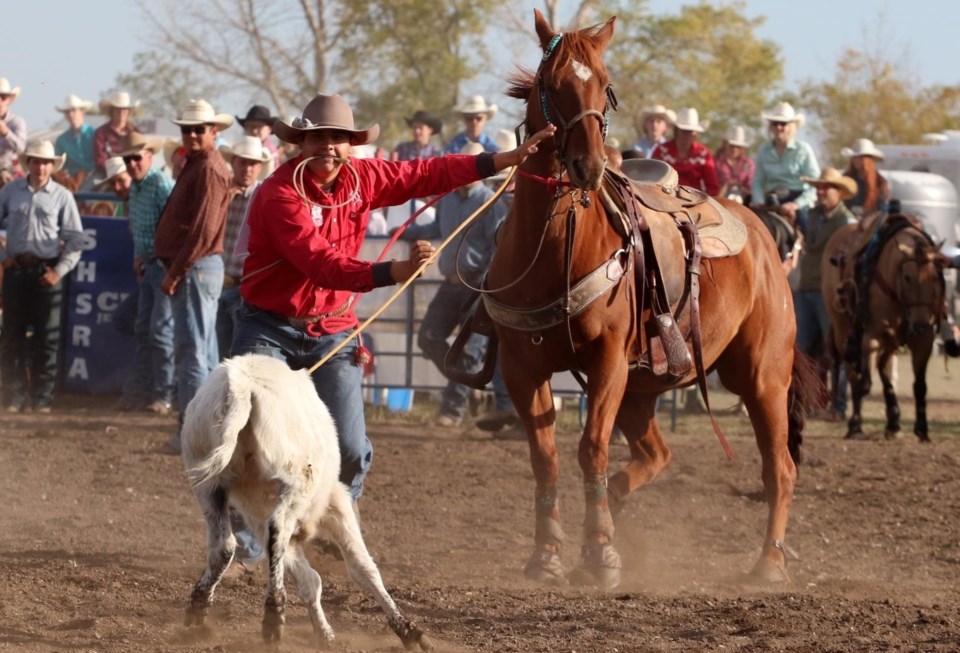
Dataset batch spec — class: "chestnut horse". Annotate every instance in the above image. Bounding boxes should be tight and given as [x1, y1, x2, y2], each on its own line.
[822, 215, 947, 441]
[484, 11, 818, 589]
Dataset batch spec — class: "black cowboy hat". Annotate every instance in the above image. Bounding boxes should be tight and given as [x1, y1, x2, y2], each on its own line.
[404, 110, 442, 135]
[237, 104, 279, 126]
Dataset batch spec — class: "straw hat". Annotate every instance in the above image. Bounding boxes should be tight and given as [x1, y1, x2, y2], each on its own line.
[93, 157, 129, 186]
[104, 91, 140, 109]
[459, 142, 485, 156]
[273, 94, 379, 145]
[801, 167, 858, 200]
[116, 132, 161, 158]
[172, 99, 234, 129]
[489, 129, 518, 182]
[640, 104, 677, 125]
[454, 95, 498, 118]
[219, 135, 275, 179]
[405, 110, 442, 135]
[55, 94, 93, 113]
[674, 107, 708, 133]
[762, 101, 805, 127]
[724, 125, 753, 148]
[0, 77, 21, 98]
[21, 140, 66, 172]
[841, 137, 885, 161]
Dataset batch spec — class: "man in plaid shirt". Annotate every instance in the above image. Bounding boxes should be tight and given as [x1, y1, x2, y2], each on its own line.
[217, 136, 273, 358]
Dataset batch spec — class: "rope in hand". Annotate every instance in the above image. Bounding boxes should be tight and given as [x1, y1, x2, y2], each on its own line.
[306, 164, 518, 375]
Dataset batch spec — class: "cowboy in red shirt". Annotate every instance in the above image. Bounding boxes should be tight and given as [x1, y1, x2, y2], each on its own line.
[650, 107, 720, 196]
[233, 93, 553, 503]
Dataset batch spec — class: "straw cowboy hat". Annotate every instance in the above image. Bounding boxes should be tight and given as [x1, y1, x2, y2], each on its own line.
[104, 91, 140, 109]
[0, 77, 21, 98]
[454, 95, 498, 118]
[762, 101, 805, 127]
[236, 104, 279, 127]
[55, 94, 93, 113]
[405, 110, 442, 135]
[116, 132, 162, 158]
[724, 125, 753, 148]
[93, 156, 129, 186]
[172, 99, 234, 129]
[640, 104, 677, 125]
[459, 142, 485, 156]
[490, 129, 518, 181]
[219, 135, 275, 179]
[21, 140, 66, 172]
[841, 137, 885, 161]
[273, 94, 380, 145]
[801, 167, 858, 200]
[674, 107, 708, 133]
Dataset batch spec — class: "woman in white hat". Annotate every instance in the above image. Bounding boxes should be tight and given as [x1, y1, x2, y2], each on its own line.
[92, 91, 140, 179]
[750, 101, 820, 228]
[650, 108, 720, 195]
[443, 95, 499, 154]
[53, 95, 96, 183]
[841, 138, 889, 216]
[0, 77, 26, 177]
[630, 104, 676, 157]
[715, 125, 755, 204]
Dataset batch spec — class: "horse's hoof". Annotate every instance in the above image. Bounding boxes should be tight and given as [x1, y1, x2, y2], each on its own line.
[844, 430, 867, 441]
[884, 429, 902, 440]
[184, 604, 207, 627]
[261, 610, 285, 643]
[568, 543, 622, 590]
[748, 559, 790, 584]
[523, 548, 566, 585]
[917, 434, 932, 444]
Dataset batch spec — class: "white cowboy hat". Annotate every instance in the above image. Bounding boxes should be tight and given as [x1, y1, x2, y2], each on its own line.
[490, 129, 518, 181]
[21, 140, 66, 172]
[0, 77, 21, 98]
[93, 156, 129, 186]
[640, 104, 677, 125]
[674, 107, 708, 133]
[172, 99, 234, 129]
[104, 91, 140, 109]
[219, 135, 275, 179]
[841, 137, 885, 161]
[801, 167, 858, 200]
[459, 141, 485, 156]
[455, 95, 498, 118]
[724, 125, 753, 148]
[55, 94, 94, 112]
[762, 101, 805, 127]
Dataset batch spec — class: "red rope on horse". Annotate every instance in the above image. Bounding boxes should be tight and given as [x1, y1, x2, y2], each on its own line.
[517, 168, 571, 195]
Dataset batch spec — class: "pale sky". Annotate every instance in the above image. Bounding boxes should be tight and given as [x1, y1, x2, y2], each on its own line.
[2, 0, 956, 134]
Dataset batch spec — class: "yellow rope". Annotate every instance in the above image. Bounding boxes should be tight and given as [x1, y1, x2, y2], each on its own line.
[307, 165, 517, 375]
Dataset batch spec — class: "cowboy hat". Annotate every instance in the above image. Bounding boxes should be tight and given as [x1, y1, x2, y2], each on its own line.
[273, 94, 380, 146]
[104, 91, 140, 109]
[724, 125, 753, 148]
[640, 104, 677, 125]
[236, 104, 278, 127]
[405, 110, 442, 135]
[674, 107, 708, 133]
[801, 167, 858, 200]
[173, 99, 234, 129]
[21, 140, 66, 172]
[489, 129, 518, 182]
[55, 94, 93, 113]
[116, 132, 161, 158]
[93, 156, 129, 186]
[454, 95, 498, 118]
[841, 137, 885, 161]
[0, 78, 21, 98]
[219, 135, 275, 179]
[762, 101, 805, 127]
[162, 139, 183, 165]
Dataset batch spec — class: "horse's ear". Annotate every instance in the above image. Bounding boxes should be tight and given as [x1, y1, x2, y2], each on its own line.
[593, 16, 617, 51]
[534, 8, 556, 49]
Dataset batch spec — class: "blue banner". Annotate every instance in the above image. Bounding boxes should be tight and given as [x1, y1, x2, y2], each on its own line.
[62, 216, 137, 394]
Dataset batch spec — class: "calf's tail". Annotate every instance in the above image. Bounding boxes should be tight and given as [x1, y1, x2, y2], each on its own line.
[185, 367, 253, 488]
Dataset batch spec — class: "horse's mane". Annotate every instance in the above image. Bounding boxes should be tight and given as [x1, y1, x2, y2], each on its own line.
[506, 24, 610, 102]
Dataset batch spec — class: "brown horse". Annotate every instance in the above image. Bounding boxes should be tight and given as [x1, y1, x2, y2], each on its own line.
[822, 215, 947, 441]
[483, 10, 819, 589]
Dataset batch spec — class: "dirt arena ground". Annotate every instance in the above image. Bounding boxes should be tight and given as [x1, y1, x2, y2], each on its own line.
[2, 358, 960, 652]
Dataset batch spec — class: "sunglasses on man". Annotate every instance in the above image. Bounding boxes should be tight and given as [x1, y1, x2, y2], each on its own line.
[769, 121, 789, 128]
[122, 154, 143, 163]
[180, 124, 210, 135]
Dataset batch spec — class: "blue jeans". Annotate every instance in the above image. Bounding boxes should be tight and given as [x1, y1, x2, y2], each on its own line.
[122, 260, 175, 405]
[171, 255, 223, 415]
[231, 301, 372, 500]
[216, 284, 242, 361]
[794, 289, 847, 414]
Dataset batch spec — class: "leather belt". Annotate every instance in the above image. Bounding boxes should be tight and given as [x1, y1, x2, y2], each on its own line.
[223, 275, 241, 289]
[280, 298, 353, 331]
[13, 254, 58, 267]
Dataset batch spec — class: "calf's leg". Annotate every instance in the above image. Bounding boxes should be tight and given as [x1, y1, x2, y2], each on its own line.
[185, 485, 236, 626]
[286, 544, 335, 646]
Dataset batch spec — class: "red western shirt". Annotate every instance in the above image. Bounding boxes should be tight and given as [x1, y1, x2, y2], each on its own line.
[651, 139, 720, 196]
[241, 153, 494, 336]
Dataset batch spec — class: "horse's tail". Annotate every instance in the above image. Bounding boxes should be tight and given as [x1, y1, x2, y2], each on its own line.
[787, 346, 824, 467]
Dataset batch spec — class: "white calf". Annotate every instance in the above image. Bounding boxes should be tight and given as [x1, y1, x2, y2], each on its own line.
[180, 353, 432, 650]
